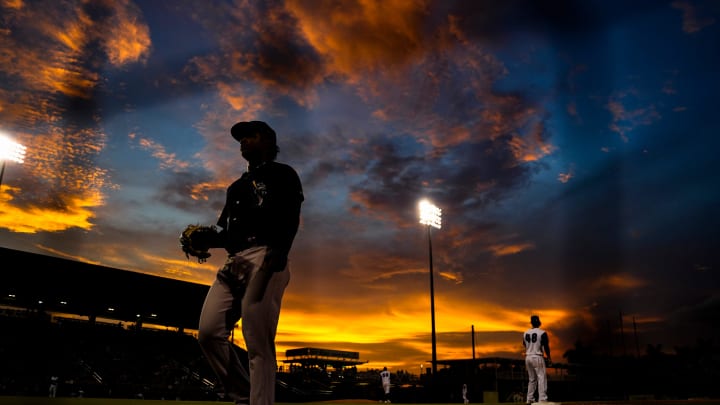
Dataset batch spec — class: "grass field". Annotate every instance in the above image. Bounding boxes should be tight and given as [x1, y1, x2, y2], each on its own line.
[0, 399, 377, 405]
[2, 398, 720, 405]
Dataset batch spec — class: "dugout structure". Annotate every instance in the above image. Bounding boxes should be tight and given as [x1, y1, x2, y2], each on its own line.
[279, 348, 369, 400]
[283, 347, 368, 372]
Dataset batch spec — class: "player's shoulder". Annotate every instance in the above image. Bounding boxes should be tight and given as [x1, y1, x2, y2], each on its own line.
[270, 161, 302, 180]
[270, 161, 297, 172]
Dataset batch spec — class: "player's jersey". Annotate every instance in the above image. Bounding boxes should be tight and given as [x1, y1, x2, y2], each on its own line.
[523, 327, 547, 356]
[380, 370, 390, 384]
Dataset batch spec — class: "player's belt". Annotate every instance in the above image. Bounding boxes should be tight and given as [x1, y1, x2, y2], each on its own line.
[228, 236, 265, 254]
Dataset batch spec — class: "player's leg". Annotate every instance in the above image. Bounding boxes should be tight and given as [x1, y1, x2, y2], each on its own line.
[537, 360, 548, 402]
[242, 247, 290, 405]
[525, 357, 538, 403]
[198, 271, 249, 403]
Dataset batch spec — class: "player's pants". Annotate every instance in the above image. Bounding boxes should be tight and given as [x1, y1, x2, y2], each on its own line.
[525, 355, 547, 402]
[198, 246, 290, 405]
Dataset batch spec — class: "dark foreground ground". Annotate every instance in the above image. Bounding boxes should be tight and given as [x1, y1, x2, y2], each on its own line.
[1, 398, 720, 405]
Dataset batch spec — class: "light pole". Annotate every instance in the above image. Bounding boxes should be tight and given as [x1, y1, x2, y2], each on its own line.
[418, 198, 441, 376]
[0, 134, 27, 189]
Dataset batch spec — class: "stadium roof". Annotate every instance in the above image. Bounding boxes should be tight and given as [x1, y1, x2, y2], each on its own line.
[282, 347, 368, 369]
[435, 357, 526, 367]
[0, 246, 209, 330]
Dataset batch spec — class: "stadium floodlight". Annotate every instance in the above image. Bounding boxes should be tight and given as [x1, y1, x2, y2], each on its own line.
[418, 199, 442, 377]
[0, 134, 27, 189]
[419, 199, 442, 229]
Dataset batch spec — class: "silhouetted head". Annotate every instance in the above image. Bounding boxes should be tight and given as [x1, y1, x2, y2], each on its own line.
[231, 120, 279, 162]
[530, 315, 541, 328]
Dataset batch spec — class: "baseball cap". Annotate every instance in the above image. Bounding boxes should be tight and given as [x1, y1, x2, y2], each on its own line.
[530, 315, 541, 326]
[230, 121, 276, 144]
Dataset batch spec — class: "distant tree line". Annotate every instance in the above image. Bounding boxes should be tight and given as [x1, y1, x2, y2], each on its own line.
[561, 337, 719, 399]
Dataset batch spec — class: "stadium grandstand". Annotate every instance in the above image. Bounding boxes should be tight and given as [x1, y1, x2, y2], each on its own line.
[0, 246, 207, 331]
[0, 247, 382, 401]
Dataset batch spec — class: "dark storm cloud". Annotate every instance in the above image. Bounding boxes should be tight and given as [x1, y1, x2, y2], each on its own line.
[440, 0, 669, 39]
[157, 170, 226, 214]
[174, 1, 326, 99]
[666, 293, 720, 336]
[443, 136, 535, 208]
[282, 125, 364, 189]
[346, 134, 429, 226]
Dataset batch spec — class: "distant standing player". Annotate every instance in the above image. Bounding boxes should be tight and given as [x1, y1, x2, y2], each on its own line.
[523, 315, 551, 403]
[48, 375, 59, 398]
[380, 367, 391, 403]
[462, 383, 469, 404]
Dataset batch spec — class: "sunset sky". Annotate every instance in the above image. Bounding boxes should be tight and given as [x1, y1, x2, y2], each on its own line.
[1, 0, 719, 373]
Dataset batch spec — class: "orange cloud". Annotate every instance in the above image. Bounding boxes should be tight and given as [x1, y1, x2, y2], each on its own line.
[286, 0, 430, 80]
[101, 0, 152, 66]
[671, 0, 715, 34]
[487, 242, 535, 257]
[590, 273, 647, 290]
[508, 122, 556, 163]
[136, 137, 191, 171]
[606, 93, 661, 143]
[215, 82, 269, 116]
[138, 253, 217, 286]
[0, 2, 146, 235]
[558, 164, 575, 183]
[2, 0, 23, 10]
[0, 1, 149, 100]
[34, 244, 102, 265]
[0, 126, 112, 234]
[0, 186, 101, 233]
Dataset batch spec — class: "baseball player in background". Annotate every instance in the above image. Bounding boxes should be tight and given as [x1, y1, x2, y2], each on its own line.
[48, 375, 59, 398]
[380, 366, 391, 403]
[523, 315, 551, 404]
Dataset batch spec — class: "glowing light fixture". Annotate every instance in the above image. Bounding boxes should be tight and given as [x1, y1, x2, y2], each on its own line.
[418, 198, 442, 377]
[419, 199, 442, 229]
[0, 134, 27, 188]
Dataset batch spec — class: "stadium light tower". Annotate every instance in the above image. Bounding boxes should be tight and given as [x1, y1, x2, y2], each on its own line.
[418, 198, 442, 376]
[0, 134, 27, 189]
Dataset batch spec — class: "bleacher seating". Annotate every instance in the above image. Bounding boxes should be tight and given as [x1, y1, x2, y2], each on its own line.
[0, 309, 219, 400]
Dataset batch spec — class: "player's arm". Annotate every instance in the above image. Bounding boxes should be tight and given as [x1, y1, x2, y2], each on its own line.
[247, 167, 303, 303]
[262, 167, 304, 272]
[541, 332, 551, 363]
[214, 206, 229, 248]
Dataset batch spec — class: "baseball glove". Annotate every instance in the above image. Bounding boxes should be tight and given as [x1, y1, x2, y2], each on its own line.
[180, 224, 222, 263]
